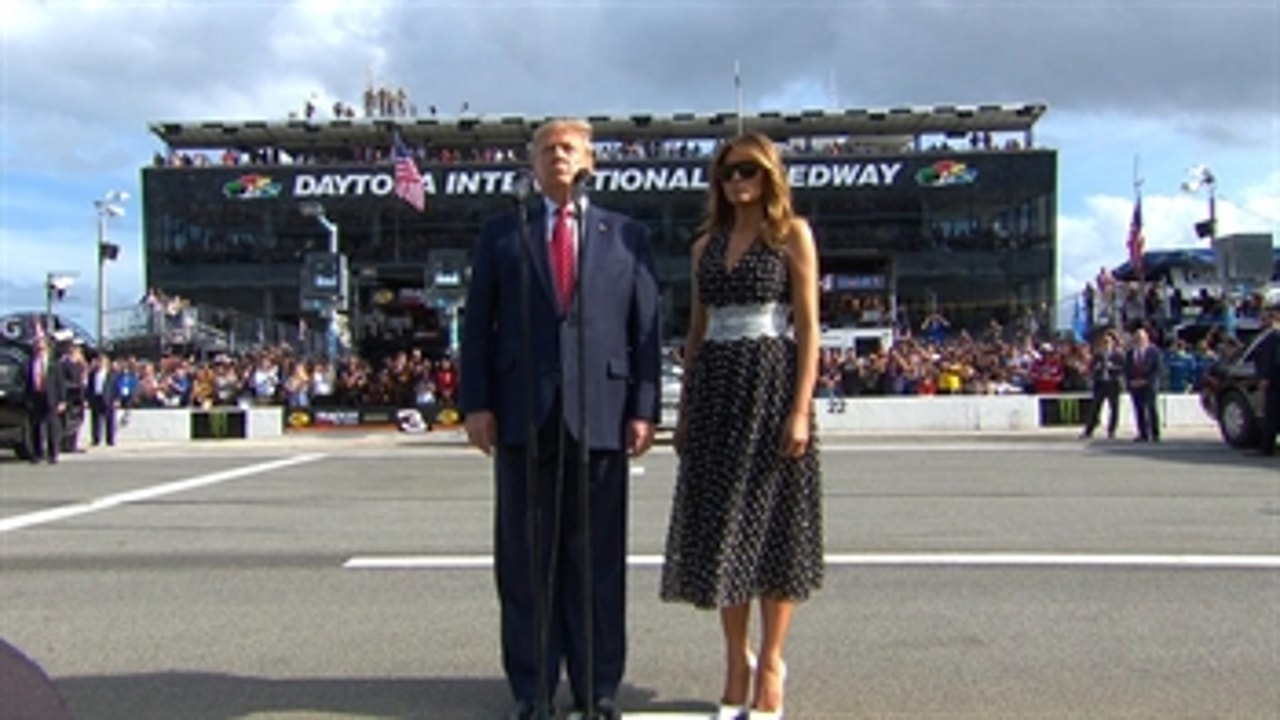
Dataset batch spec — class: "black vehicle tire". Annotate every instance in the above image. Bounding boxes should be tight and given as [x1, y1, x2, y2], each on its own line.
[1217, 390, 1259, 449]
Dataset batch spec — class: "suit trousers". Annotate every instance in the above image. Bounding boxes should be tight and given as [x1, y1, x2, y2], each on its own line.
[89, 399, 116, 446]
[25, 398, 60, 461]
[1085, 380, 1121, 437]
[1129, 384, 1160, 441]
[494, 405, 628, 706]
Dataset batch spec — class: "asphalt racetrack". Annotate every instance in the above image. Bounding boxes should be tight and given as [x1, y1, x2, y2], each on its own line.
[2, 428, 1277, 719]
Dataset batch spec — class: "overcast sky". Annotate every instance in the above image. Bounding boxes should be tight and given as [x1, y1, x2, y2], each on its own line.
[1, 0, 1277, 332]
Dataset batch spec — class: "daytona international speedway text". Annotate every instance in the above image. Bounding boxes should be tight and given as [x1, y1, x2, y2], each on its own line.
[289, 161, 909, 199]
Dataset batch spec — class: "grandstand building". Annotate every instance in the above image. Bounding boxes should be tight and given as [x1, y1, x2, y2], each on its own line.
[142, 103, 1056, 358]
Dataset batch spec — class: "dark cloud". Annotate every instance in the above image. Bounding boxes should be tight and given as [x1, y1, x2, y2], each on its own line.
[1, 0, 1274, 177]
[366, 1, 1278, 118]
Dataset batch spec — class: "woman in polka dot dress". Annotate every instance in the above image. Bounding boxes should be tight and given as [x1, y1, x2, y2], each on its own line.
[661, 132, 824, 719]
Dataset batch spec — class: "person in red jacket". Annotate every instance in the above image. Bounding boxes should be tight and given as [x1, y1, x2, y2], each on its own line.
[1030, 343, 1065, 394]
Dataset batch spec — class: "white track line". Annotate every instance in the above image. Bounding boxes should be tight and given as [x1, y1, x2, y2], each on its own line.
[0, 454, 325, 533]
[344, 552, 1280, 570]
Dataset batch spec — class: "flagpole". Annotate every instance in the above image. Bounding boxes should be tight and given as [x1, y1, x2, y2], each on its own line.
[1133, 154, 1147, 324]
[1133, 154, 1142, 201]
[734, 60, 744, 135]
[1133, 154, 1143, 282]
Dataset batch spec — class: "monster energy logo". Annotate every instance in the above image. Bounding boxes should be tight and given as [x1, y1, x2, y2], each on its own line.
[208, 411, 229, 438]
[1039, 395, 1093, 427]
[193, 409, 246, 440]
[1058, 397, 1082, 425]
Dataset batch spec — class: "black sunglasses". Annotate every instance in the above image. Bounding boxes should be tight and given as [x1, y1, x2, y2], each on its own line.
[717, 160, 762, 182]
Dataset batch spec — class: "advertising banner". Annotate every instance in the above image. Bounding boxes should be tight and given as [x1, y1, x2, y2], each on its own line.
[147, 153, 1054, 207]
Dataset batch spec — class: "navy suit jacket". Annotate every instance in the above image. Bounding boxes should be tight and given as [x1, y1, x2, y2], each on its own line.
[87, 367, 118, 406]
[26, 353, 66, 410]
[459, 201, 661, 451]
[1124, 344, 1162, 388]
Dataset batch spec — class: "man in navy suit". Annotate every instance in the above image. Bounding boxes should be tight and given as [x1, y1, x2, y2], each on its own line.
[1124, 326, 1163, 442]
[460, 118, 661, 720]
[86, 351, 118, 447]
[25, 335, 66, 464]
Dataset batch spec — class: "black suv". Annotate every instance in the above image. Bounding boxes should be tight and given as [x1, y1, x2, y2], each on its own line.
[1199, 328, 1273, 448]
[0, 338, 31, 459]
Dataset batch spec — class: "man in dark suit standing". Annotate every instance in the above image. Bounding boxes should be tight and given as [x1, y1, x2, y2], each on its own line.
[1250, 302, 1280, 456]
[460, 118, 661, 720]
[25, 335, 66, 463]
[86, 351, 118, 447]
[1081, 330, 1124, 440]
[1124, 326, 1163, 442]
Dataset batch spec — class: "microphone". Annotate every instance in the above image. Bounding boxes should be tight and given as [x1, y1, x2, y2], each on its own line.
[509, 170, 534, 204]
[571, 168, 594, 202]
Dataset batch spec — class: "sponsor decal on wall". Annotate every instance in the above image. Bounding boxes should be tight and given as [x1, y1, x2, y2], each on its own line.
[191, 409, 248, 439]
[223, 174, 283, 199]
[914, 160, 978, 187]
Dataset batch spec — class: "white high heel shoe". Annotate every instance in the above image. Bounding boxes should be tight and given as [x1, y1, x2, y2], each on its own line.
[715, 705, 746, 720]
[746, 660, 787, 720]
[714, 651, 757, 720]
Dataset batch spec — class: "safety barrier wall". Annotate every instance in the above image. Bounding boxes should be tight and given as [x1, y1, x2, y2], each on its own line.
[815, 393, 1212, 433]
[76, 395, 1214, 444]
[82, 407, 285, 444]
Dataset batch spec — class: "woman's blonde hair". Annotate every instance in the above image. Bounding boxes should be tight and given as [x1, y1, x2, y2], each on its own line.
[700, 131, 796, 249]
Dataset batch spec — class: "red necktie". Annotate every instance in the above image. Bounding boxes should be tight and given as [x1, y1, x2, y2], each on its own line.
[550, 205, 576, 311]
[34, 355, 44, 392]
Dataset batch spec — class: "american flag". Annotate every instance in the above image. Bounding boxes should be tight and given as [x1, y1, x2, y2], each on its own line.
[393, 132, 426, 213]
[1126, 195, 1144, 278]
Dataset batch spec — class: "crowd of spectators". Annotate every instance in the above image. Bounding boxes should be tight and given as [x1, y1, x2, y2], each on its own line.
[808, 321, 1234, 399]
[97, 344, 458, 414]
[1079, 268, 1274, 336]
[291, 85, 433, 121]
[97, 288, 1258, 415]
[153, 128, 1034, 171]
[664, 298, 1246, 400]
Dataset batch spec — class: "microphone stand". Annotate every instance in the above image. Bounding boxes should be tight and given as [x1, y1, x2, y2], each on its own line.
[570, 170, 594, 715]
[512, 173, 551, 720]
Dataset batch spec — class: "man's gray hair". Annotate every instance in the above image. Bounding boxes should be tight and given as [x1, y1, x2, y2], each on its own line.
[531, 118, 594, 152]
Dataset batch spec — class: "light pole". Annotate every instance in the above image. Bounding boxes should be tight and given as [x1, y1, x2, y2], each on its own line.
[1181, 165, 1226, 334]
[299, 201, 342, 361]
[45, 272, 77, 336]
[94, 190, 128, 348]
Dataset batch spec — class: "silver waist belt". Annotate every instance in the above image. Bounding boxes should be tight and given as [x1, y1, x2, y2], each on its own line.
[704, 302, 789, 342]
